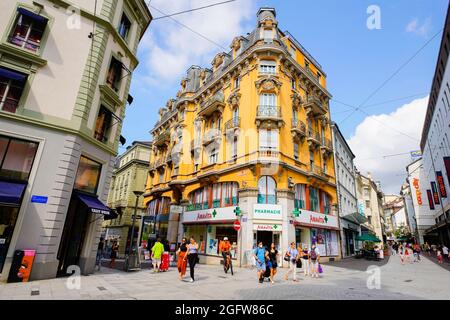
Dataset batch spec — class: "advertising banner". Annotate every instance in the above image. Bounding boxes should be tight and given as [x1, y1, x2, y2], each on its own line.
[444, 157, 450, 185]
[436, 171, 447, 198]
[430, 182, 440, 204]
[426, 190, 435, 210]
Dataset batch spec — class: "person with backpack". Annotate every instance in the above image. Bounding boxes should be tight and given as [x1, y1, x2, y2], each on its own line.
[253, 241, 267, 283]
[309, 243, 320, 278]
[283, 242, 299, 282]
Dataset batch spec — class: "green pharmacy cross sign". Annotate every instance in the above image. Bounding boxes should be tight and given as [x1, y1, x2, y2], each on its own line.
[234, 206, 242, 217]
[212, 209, 217, 218]
[292, 208, 301, 217]
[324, 214, 328, 223]
[273, 224, 279, 230]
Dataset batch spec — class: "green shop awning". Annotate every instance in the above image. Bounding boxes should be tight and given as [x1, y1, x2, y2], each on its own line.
[355, 233, 381, 242]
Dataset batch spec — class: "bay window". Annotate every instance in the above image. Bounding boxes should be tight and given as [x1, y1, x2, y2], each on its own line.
[9, 8, 48, 53]
[258, 176, 276, 204]
[0, 68, 27, 113]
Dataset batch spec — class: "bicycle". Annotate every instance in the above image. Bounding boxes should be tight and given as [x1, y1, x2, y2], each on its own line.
[223, 251, 234, 275]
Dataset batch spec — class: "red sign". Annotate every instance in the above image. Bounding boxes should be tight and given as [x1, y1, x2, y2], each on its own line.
[233, 220, 241, 231]
[436, 171, 447, 198]
[412, 178, 423, 205]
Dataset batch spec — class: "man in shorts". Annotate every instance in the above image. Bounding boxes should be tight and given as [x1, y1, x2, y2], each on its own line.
[151, 238, 164, 273]
[253, 241, 266, 283]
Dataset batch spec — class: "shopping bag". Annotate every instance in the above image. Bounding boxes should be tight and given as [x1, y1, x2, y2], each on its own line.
[317, 263, 323, 274]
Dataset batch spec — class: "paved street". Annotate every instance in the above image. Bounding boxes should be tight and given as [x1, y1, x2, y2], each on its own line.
[0, 255, 448, 300]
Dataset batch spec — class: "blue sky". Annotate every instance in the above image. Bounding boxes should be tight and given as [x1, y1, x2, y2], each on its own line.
[121, 0, 448, 193]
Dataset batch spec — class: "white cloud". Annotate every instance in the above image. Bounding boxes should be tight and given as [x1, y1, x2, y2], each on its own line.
[405, 17, 432, 37]
[140, 0, 256, 85]
[348, 96, 429, 194]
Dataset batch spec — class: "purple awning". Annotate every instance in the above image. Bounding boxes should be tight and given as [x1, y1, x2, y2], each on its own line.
[0, 68, 27, 82]
[17, 8, 48, 23]
[77, 193, 112, 216]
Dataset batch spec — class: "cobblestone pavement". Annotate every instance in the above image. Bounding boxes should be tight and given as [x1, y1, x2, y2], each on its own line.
[0, 255, 448, 300]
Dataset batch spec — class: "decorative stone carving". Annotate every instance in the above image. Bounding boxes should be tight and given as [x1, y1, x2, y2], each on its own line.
[227, 91, 241, 108]
[291, 92, 303, 108]
[255, 76, 282, 93]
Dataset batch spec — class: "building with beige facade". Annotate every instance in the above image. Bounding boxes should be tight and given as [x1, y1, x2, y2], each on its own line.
[355, 171, 386, 243]
[0, 0, 151, 281]
[105, 140, 151, 256]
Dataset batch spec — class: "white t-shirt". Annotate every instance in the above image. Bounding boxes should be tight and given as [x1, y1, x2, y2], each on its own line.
[443, 247, 449, 255]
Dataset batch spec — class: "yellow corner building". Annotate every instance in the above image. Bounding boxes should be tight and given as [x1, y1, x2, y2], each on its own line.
[144, 7, 341, 266]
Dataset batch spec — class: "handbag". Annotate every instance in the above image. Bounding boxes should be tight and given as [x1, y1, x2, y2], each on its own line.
[318, 263, 323, 274]
[284, 252, 290, 262]
[296, 258, 302, 268]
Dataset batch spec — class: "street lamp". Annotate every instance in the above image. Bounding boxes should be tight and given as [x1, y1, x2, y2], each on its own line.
[125, 190, 144, 271]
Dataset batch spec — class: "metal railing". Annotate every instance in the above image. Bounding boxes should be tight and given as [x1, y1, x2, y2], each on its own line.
[291, 119, 306, 133]
[307, 129, 321, 142]
[225, 117, 241, 130]
[153, 130, 170, 146]
[310, 164, 324, 176]
[257, 105, 281, 118]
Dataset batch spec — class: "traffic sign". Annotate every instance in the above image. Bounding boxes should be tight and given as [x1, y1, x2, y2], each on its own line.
[233, 220, 241, 231]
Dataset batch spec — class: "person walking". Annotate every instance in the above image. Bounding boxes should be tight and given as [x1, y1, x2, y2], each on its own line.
[301, 244, 310, 277]
[442, 245, 449, 262]
[437, 246, 443, 264]
[96, 237, 105, 270]
[267, 243, 279, 284]
[151, 238, 164, 273]
[108, 240, 119, 269]
[284, 242, 299, 282]
[186, 237, 199, 282]
[390, 242, 396, 256]
[398, 243, 405, 265]
[176, 237, 188, 280]
[424, 242, 431, 256]
[309, 243, 320, 278]
[413, 243, 421, 262]
[253, 241, 267, 283]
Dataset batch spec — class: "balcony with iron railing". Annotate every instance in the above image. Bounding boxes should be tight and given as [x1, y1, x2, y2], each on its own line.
[291, 119, 307, 140]
[225, 117, 241, 131]
[153, 130, 170, 147]
[304, 95, 327, 116]
[198, 90, 225, 117]
[308, 163, 328, 181]
[307, 128, 321, 147]
[320, 137, 333, 151]
[202, 128, 222, 146]
[256, 105, 283, 127]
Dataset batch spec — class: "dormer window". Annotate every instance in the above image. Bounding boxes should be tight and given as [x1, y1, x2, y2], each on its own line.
[9, 8, 48, 53]
[263, 29, 273, 43]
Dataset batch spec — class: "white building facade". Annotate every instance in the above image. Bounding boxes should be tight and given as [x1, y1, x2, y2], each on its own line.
[331, 122, 363, 257]
[419, 5, 450, 246]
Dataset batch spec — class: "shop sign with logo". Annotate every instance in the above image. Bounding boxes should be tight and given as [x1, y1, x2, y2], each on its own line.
[294, 209, 338, 229]
[253, 204, 282, 220]
[253, 224, 282, 231]
[412, 178, 423, 205]
[182, 206, 237, 223]
[436, 171, 447, 198]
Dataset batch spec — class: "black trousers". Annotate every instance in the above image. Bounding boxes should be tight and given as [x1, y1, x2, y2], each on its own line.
[188, 253, 198, 280]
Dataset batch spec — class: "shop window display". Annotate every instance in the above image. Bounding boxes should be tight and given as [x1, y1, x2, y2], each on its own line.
[311, 228, 339, 257]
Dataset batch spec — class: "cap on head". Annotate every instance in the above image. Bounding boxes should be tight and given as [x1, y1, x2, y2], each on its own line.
[224, 237, 228, 241]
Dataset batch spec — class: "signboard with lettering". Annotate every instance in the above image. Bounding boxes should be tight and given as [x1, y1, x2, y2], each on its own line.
[182, 206, 237, 224]
[253, 204, 282, 220]
[293, 209, 338, 229]
[412, 178, 423, 205]
[31, 195, 48, 204]
[444, 157, 450, 185]
[436, 171, 447, 198]
[430, 182, 440, 204]
[253, 224, 282, 231]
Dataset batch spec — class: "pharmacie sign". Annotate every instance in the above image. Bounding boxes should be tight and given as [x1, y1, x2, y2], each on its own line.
[253, 224, 283, 231]
[294, 209, 338, 229]
[253, 204, 282, 220]
[182, 206, 237, 223]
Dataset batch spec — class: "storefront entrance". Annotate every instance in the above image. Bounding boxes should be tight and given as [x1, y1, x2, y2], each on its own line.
[57, 195, 90, 276]
[255, 231, 280, 251]
[344, 229, 355, 256]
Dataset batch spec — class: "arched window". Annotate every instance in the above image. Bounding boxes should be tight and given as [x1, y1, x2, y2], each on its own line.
[258, 176, 276, 204]
[294, 184, 306, 209]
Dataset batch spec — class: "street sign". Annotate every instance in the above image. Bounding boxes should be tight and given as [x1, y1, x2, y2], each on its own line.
[233, 220, 241, 231]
